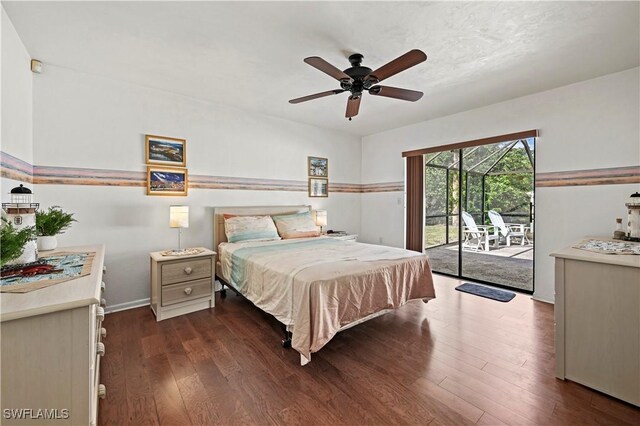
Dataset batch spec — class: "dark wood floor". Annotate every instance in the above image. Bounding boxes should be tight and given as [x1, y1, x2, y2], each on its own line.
[99, 275, 640, 425]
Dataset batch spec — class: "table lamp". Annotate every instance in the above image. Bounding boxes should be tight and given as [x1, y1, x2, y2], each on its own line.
[312, 209, 327, 234]
[169, 205, 189, 253]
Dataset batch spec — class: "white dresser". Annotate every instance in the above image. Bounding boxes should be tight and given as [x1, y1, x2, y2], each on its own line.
[551, 238, 639, 407]
[0, 245, 107, 425]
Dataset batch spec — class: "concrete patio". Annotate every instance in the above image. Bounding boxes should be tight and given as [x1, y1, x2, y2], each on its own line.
[425, 243, 533, 291]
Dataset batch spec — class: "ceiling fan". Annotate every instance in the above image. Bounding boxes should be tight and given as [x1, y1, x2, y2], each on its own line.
[289, 49, 427, 120]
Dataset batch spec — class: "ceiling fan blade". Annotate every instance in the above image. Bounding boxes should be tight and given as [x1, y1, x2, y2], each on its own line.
[345, 95, 361, 118]
[369, 85, 423, 102]
[289, 89, 345, 104]
[304, 57, 353, 82]
[366, 49, 427, 83]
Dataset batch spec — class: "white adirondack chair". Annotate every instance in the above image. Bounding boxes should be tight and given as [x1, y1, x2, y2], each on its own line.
[462, 211, 499, 252]
[488, 210, 529, 246]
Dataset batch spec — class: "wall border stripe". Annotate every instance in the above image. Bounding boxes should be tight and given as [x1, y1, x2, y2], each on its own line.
[29, 164, 368, 193]
[0, 152, 33, 183]
[33, 166, 145, 187]
[536, 166, 640, 187]
[4, 152, 636, 192]
[361, 182, 404, 193]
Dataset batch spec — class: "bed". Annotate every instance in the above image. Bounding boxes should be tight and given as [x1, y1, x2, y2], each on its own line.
[213, 205, 435, 365]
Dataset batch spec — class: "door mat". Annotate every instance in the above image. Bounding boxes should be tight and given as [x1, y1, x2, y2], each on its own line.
[455, 282, 516, 302]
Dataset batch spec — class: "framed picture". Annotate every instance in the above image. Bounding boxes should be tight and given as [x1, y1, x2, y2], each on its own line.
[308, 177, 328, 197]
[308, 156, 328, 177]
[147, 166, 188, 196]
[145, 134, 186, 167]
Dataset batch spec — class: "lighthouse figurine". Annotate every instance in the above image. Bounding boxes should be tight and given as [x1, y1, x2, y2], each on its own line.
[2, 184, 39, 264]
[625, 192, 640, 242]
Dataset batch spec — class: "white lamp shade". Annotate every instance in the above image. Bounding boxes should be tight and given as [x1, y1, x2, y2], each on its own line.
[169, 205, 189, 228]
[312, 209, 327, 227]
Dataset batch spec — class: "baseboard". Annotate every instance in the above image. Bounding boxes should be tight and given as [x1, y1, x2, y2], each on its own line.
[105, 298, 150, 314]
[531, 294, 554, 304]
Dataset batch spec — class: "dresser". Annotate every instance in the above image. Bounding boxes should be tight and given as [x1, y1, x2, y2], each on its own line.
[0, 245, 107, 425]
[551, 238, 640, 407]
[150, 248, 215, 321]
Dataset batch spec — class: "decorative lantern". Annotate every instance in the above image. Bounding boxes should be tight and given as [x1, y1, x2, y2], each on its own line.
[625, 192, 640, 242]
[2, 184, 39, 264]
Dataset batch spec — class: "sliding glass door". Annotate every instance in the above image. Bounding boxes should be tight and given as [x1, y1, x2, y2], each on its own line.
[424, 150, 460, 275]
[424, 137, 535, 293]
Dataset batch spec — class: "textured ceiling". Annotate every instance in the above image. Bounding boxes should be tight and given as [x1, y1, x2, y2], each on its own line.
[3, 1, 639, 136]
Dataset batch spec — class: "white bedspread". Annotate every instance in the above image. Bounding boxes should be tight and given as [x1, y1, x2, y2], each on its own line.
[219, 237, 435, 359]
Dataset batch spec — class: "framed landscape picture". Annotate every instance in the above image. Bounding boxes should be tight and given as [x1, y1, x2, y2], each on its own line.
[147, 167, 188, 196]
[308, 156, 328, 177]
[145, 134, 186, 167]
[308, 177, 328, 197]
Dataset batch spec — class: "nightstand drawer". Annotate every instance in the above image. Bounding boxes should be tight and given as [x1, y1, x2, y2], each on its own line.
[161, 258, 212, 285]
[161, 278, 212, 306]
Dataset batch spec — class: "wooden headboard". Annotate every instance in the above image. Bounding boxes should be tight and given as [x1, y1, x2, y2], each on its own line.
[212, 205, 311, 264]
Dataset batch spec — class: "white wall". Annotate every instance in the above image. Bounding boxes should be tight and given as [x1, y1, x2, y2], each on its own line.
[7, 8, 639, 307]
[361, 67, 640, 303]
[1, 6, 33, 195]
[32, 66, 362, 308]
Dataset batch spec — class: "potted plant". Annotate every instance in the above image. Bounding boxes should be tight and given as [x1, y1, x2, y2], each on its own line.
[36, 206, 77, 251]
[1, 219, 35, 267]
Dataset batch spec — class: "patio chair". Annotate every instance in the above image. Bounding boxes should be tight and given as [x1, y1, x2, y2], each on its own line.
[488, 210, 529, 246]
[462, 211, 499, 252]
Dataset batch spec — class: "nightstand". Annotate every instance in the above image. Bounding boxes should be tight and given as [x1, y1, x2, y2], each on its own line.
[325, 233, 358, 242]
[150, 248, 215, 321]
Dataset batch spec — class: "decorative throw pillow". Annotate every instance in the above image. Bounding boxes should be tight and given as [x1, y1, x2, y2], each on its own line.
[271, 211, 320, 239]
[224, 215, 281, 243]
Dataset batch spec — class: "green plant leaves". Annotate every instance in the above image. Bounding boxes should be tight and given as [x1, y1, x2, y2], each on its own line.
[36, 206, 77, 237]
[1, 218, 35, 267]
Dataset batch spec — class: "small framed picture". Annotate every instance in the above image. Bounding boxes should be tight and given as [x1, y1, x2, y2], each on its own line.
[145, 134, 186, 167]
[308, 156, 328, 177]
[308, 177, 328, 197]
[147, 167, 188, 196]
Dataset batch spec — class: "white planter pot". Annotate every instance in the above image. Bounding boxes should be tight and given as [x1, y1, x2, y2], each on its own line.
[37, 235, 58, 251]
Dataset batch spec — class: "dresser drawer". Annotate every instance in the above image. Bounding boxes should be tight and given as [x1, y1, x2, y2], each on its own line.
[161, 278, 212, 306]
[161, 258, 212, 285]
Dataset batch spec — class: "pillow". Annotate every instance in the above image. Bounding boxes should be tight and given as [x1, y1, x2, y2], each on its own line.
[224, 215, 280, 243]
[271, 211, 320, 239]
